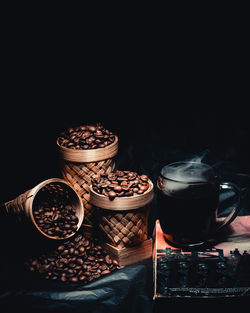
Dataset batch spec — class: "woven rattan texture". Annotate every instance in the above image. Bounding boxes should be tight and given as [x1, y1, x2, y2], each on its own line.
[61, 159, 115, 226]
[5, 190, 30, 221]
[5, 182, 72, 222]
[97, 205, 149, 248]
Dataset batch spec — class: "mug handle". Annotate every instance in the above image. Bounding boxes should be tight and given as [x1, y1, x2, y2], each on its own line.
[215, 182, 241, 231]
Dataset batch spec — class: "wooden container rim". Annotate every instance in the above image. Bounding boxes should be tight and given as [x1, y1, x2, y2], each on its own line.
[27, 178, 84, 240]
[57, 135, 118, 163]
[89, 180, 154, 211]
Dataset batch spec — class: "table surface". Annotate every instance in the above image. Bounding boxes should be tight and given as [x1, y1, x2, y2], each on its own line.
[0, 216, 250, 313]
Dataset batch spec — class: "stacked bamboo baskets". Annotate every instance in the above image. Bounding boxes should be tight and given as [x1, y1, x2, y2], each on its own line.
[57, 135, 118, 235]
[3, 123, 154, 267]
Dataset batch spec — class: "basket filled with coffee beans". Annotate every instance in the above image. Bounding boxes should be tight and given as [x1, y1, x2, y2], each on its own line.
[89, 170, 154, 266]
[57, 123, 118, 235]
[4, 178, 84, 240]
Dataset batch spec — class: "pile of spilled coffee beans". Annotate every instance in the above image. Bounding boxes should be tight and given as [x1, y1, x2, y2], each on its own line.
[57, 123, 116, 150]
[33, 199, 79, 238]
[25, 234, 121, 283]
[92, 170, 150, 200]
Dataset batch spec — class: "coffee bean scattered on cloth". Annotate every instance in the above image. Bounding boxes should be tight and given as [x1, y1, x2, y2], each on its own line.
[92, 170, 150, 200]
[25, 234, 121, 283]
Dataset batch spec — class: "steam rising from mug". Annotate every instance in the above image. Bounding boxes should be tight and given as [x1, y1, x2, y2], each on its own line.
[160, 152, 215, 195]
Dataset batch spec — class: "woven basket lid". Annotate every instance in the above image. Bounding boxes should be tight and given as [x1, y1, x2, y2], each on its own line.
[89, 180, 154, 211]
[57, 136, 118, 163]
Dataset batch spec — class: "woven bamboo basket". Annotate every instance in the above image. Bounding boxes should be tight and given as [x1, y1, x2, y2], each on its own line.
[89, 180, 154, 249]
[4, 178, 84, 240]
[57, 136, 118, 233]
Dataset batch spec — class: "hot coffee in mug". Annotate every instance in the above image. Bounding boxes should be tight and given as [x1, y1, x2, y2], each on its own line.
[157, 161, 241, 247]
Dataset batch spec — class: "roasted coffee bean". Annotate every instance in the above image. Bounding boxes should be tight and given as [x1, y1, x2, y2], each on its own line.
[100, 264, 108, 271]
[33, 198, 78, 238]
[60, 258, 68, 264]
[69, 262, 76, 268]
[61, 275, 67, 282]
[91, 170, 150, 200]
[139, 184, 149, 191]
[57, 123, 115, 150]
[78, 246, 85, 254]
[101, 270, 111, 275]
[25, 234, 120, 284]
[108, 190, 117, 200]
[69, 247, 75, 254]
[70, 276, 79, 283]
[57, 245, 65, 251]
[61, 249, 69, 256]
[113, 185, 122, 192]
[105, 255, 112, 265]
[79, 275, 87, 281]
[140, 174, 148, 182]
[76, 258, 84, 265]
[85, 271, 91, 276]
[82, 240, 89, 247]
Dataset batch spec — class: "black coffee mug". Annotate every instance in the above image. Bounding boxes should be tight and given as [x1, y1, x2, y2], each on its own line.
[157, 161, 241, 247]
